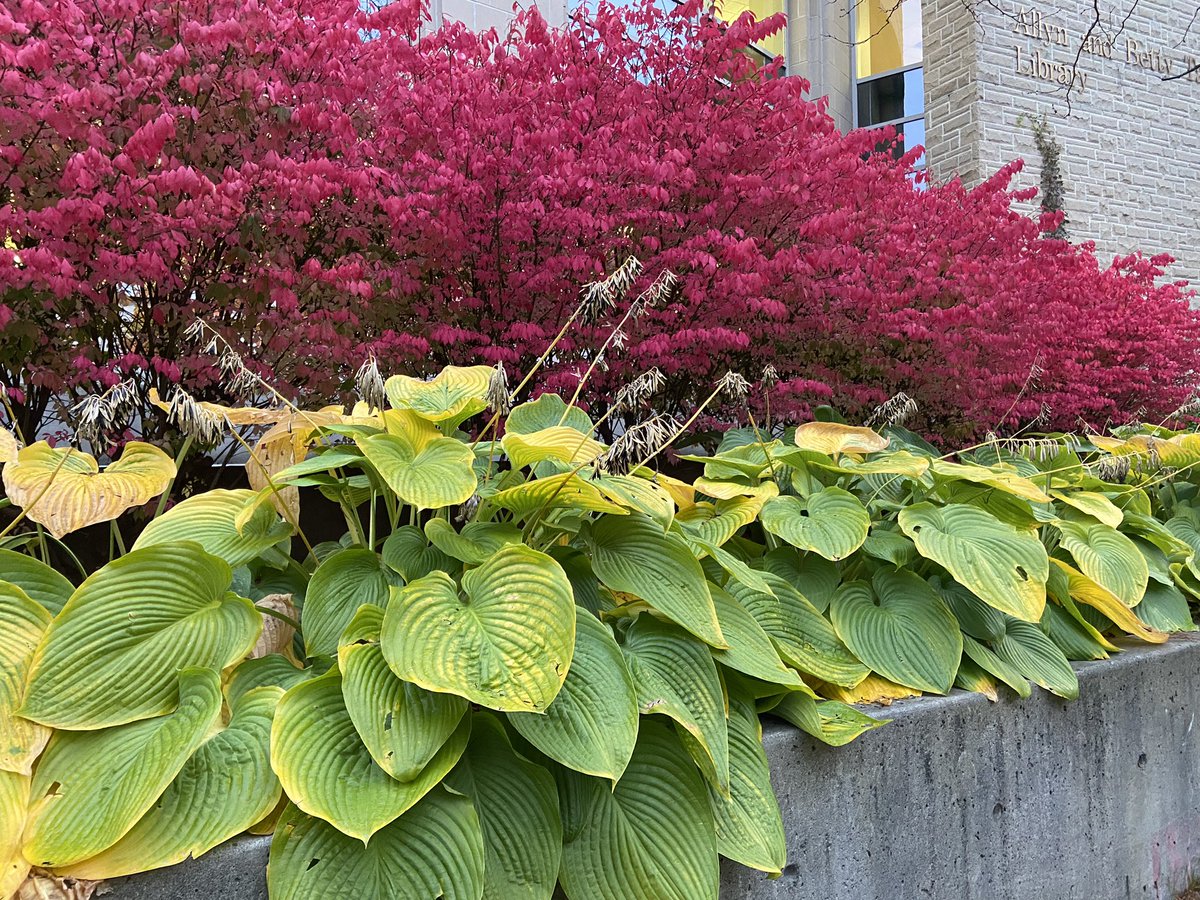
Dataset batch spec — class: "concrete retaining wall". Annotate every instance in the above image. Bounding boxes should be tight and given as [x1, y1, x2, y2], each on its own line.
[106, 634, 1200, 899]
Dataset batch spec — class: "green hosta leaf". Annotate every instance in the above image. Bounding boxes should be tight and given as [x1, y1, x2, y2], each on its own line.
[381, 526, 456, 581]
[446, 714, 562, 900]
[303, 548, 390, 658]
[701, 699, 785, 875]
[226, 655, 317, 707]
[508, 609, 637, 781]
[1137, 581, 1195, 632]
[0, 549, 73, 615]
[690, 538, 776, 598]
[991, 620, 1078, 699]
[59, 685, 283, 879]
[727, 573, 868, 688]
[549, 548, 606, 616]
[383, 545, 575, 712]
[585, 514, 724, 648]
[899, 502, 1048, 623]
[0, 584, 51, 774]
[268, 788, 485, 900]
[1050, 490, 1123, 528]
[357, 432, 477, 510]
[767, 692, 887, 747]
[338, 605, 468, 781]
[760, 549, 840, 612]
[760, 488, 870, 561]
[270, 672, 469, 842]
[556, 720, 718, 900]
[1053, 519, 1148, 607]
[861, 530, 917, 567]
[506, 394, 592, 435]
[134, 489, 293, 568]
[961, 634, 1031, 697]
[621, 616, 729, 794]
[1040, 603, 1110, 661]
[935, 579, 1007, 642]
[424, 519, 523, 565]
[22, 543, 260, 729]
[830, 572, 961, 694]
[1126, 511, 1193, 559]
[708, 584, 805, 688]
[22, 667, 222, 868]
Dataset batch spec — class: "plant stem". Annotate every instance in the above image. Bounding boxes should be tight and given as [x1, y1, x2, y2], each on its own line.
[154, 434, 195, 518]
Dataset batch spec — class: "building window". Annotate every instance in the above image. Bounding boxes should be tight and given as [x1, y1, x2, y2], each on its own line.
[852, 0, 924, 168]
[714, 0, 787, 69]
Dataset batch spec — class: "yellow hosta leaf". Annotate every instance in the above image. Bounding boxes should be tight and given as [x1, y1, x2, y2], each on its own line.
[1, 770, 30, 898]
[0, 585, 52, 775]
[2, 442, 176, 538]
[379, 409, 441, 453]
[693, 477, 778, 501]
[793, 422, 888, 457]
[385, 366, 493, 424]
[1050, 559, 1167, 644]
[929, 459, 1051, 503]
[0, 428, 19, 467]
[501, 426, 605, 469]
[819, 673, 920, 705]
[649, 472, 696, 511]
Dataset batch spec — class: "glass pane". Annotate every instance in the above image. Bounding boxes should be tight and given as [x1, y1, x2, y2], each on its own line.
[901, 118, 926, 167]
[715, 0, 786, 60]
[855, 0, 923, 79]
[856, 68, 922, 126]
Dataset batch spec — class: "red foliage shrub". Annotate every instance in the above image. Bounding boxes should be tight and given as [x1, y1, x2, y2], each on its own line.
[1, 0, 1196, 444]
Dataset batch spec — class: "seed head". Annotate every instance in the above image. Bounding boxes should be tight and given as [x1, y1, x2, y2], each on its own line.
[487, 361, 511, 416]
[354, 355, 387, 412]
[595, 413, 679, 476]
[613, 367, 665, 413]
[865, 391, 918, 427]
[167, 387, 224, 446]
[718, 371, 751, 400]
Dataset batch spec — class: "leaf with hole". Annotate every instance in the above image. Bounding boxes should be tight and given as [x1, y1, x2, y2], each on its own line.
[760, 488, 869, 561]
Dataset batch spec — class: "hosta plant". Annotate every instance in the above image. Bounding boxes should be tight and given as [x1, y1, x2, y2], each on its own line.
[0, 367, 1196, 900]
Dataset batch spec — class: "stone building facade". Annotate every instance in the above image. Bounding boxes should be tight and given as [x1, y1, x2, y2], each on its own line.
[439, 0, 1199, 285]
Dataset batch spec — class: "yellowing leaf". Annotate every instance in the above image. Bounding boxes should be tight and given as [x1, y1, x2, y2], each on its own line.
[385, 365, 492, 424]
[134, 488, 293, 568]
[819, 673, 920, 704]
[2, 442, 176, 538]
[357, 431, 476, 510]
[1050, 559, 1166, 644]
[0, 428, 19, 468]
[501, 426, 605, 469]
[929, 459, 1051, 503]
[793, 422, 888, 456]
[1, 770, 30, 898]
[0, 585, 52, 775]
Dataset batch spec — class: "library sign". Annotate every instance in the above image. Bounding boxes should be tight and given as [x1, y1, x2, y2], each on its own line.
[1011, 8, 1200, 93]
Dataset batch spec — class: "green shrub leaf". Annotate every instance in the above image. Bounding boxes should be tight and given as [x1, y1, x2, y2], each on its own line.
[447, 713, 562, 900]
[357, 432, 477, 510]
[760, 488, 870, 561]
[303, 548, 390, 658]
[133, 489, 293, 568]
[621, 615, 729, 794]
[59, 685, 283, 879]
[727, 573, 868, 687]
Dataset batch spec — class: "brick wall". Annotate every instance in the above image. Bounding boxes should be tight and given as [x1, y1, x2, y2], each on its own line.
[924, 0, 1200, 286]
